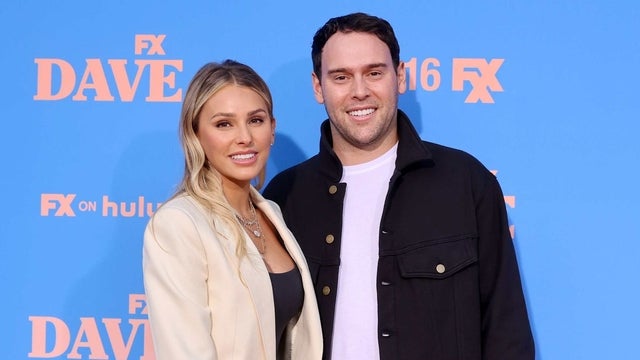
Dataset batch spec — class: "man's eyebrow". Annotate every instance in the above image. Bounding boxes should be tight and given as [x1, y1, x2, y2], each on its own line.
[366, 62, 389, 70]
[326, 67, 348, 76]
[326, 63, 389, 75]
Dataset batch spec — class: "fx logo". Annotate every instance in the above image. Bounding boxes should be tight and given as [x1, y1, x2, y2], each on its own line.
[134, 34, 167, 55]
[129, 294, 149, 315]
[452, 58, 504, 103]
[41, 193, 76, 216]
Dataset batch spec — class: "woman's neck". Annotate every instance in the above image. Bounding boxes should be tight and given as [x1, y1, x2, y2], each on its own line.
[223, 180, 253, 218]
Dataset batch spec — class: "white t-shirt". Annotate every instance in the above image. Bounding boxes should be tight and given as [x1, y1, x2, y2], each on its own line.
[330, 143, 398, 360]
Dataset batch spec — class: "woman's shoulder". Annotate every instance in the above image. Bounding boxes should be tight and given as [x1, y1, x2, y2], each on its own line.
[152, 193, 207, 219]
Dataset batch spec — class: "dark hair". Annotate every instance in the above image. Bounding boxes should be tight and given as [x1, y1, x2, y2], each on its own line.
[311, 12, 400, 80]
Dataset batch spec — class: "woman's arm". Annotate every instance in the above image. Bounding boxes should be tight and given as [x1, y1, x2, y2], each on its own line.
[143, 205, 218, 360]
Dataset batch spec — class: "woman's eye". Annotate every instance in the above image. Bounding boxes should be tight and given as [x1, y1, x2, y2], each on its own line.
[215, 121, 232, 128]
[249, 117, 265, 125]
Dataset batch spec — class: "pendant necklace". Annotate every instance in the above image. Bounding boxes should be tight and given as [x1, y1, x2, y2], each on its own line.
[236, 200, 266, 254]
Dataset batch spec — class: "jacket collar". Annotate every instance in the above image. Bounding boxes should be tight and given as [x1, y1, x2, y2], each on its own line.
[317, 109, 434, 181]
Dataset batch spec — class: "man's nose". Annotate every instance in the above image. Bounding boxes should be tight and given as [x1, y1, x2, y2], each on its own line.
[351, 76, 370, 99]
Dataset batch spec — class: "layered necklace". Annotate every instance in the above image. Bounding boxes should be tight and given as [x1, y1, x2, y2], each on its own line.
[235, 200, 266, 254]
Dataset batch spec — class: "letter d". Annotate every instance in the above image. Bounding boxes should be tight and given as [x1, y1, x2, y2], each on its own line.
[34, 59, 76, 100]
[28, 316, 70, 357]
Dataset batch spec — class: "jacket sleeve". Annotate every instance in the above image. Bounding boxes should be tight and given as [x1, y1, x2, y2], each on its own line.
[477, 175, 535, 359]
[142, 205, 218, 360]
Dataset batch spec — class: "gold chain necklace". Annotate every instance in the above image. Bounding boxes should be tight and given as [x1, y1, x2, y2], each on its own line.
[235, 201, 266, 254]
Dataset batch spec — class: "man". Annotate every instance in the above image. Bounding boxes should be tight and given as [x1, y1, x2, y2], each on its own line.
[263, 12, 534, 359]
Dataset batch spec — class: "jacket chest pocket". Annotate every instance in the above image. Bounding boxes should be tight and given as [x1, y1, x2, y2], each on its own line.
[397, 235, 477, 279]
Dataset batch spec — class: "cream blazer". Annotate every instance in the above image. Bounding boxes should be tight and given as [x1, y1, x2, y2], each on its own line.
[143, 188, 322, 360]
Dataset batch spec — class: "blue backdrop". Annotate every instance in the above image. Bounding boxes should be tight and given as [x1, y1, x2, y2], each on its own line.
[2, 1, 639, 358]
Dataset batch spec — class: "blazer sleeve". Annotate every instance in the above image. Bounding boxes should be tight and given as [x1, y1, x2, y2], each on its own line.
[477, 175, 535, 359]
[142, 204, 218, 360]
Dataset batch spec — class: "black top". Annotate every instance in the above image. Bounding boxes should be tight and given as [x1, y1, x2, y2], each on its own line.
[269, 266, 303, 358]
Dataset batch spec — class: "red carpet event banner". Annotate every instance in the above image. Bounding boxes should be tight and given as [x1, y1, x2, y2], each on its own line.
[2, 1, 639, 359]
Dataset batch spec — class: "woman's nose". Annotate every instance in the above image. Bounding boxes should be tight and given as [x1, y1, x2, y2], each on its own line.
[236, 124, 253, 145]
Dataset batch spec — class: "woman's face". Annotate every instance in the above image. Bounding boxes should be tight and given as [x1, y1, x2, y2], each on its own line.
[196, 84, 275, 188]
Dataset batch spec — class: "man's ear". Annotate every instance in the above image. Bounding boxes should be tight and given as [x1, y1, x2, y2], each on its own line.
[397, 61, 407, 94]
[312, 72, 325, 104]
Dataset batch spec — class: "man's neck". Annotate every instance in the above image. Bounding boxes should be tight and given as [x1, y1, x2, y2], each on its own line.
[333, 135, 398, 166]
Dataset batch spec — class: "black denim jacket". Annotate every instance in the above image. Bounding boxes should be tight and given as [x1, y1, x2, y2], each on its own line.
[264, 110, 534, 360]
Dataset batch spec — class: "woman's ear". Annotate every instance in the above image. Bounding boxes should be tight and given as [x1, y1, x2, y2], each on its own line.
[271, 118, 276, 145]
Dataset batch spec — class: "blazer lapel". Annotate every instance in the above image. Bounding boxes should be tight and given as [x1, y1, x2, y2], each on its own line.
[237, 198, 276, 359]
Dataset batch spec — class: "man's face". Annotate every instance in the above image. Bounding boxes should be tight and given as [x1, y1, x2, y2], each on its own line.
[312, 31, 405, 163]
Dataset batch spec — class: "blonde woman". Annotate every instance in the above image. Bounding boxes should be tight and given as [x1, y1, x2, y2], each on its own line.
[143, 60, 322, 360]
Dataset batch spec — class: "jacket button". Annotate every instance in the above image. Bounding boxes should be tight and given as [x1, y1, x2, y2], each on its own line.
[325, 234, 335, 244]
[328, 185, 338, 194]
[322, 286, 331, 296]
[381, 332, 390, 337]
[436, 264, 446, 274]
[381, 281, 391, 286]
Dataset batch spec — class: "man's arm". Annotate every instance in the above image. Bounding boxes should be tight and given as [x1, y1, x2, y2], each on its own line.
[476, 175, 535, 359]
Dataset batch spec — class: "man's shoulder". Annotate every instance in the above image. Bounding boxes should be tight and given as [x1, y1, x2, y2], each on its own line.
[263, 154, 322, 199]
[419, 140, 495, 181]
[270, 154, 322, 181]
[424, 140, 484, 165]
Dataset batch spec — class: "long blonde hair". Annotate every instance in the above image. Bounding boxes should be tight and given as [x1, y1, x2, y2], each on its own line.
[175, 59, 274, 258]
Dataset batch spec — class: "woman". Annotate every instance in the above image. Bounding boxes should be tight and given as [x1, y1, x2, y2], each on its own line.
[143, 60, 322, 359]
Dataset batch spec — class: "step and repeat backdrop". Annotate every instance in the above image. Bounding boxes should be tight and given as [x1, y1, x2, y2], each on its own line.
[2, 1, 639, 359]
